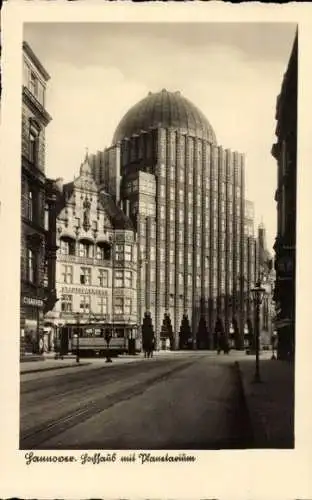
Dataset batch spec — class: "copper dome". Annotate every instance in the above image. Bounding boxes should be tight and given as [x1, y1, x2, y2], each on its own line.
[112, 89, 217, 144]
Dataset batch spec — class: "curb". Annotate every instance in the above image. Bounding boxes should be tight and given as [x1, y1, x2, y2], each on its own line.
[20, 362, 91, 375]
[233, 361, 256, 447]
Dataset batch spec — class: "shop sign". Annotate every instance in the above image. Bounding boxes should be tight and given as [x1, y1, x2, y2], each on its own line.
[22, 296, 44, 307]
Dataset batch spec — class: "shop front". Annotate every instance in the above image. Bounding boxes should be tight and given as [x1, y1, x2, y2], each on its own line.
[20, 296, 44, 355]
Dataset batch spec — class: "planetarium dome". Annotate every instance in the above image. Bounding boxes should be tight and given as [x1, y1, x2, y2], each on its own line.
[112, 89, 217, 145]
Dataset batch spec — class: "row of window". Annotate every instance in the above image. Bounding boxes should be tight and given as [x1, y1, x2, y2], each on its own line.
[59, 241, 133, 262]
[61, 294, 133, 315]
[61, 266, 134, 288]
[23, 61, 46, 106]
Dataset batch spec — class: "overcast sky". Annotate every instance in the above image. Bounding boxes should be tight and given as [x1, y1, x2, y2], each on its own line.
[24, 22, 297, 251]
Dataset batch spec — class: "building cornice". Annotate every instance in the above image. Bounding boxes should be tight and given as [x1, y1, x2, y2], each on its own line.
[23, 86, 52, 126]
[23, 41, 51, 81]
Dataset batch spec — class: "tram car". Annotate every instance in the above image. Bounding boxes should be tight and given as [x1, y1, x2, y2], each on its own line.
[58, 323, 139, 357]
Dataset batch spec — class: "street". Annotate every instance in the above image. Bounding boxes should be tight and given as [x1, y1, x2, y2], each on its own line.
[20, 352, 253, 450]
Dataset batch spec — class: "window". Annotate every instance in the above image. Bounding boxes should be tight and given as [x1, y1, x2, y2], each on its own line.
[170, 249, 174, 264]
[125, 271, 132, 288]
[160, 226, 165, 240]
[125, 245, 132, 261]
[80, 295, 90, 313]
[29, 130, 38, 165]
[98, 269, 108, 287]
[188, 233, 193, 245]
[29, 71, 38, 97]
[179, 169, 184, 182]
[96, 246, 105, 261]
[160, 185, 165, 198]
[170, 187, 175, 200]
[114, 297, 123, 315]
[62, 265, 73, 284]
[160, 206, 165, 219]
[160, 248, 165, 262]
[115, 270, 124, 287]
[169, 270, 174, 284]
[150, 268, 156, 282]
[170, 231, 175, 243]
[188, 253, 192, 267]
[98, 296, 108, 315]
[80, 267, 91, 285]
[179, 209, 183, 223]
[27, 248, 36, 283]
[44, 203, 49, 230]
[124, 298, 132, 315]
[196, 254, 200, 267]
[150, 224, 156, 239]
[179, 273, 184, 286]
[150, 246, 156, 261]
[61, 294, 72, 313]
[170, 208, 174, 221]
[188, 213, 192, 225]
[196, 217, 201, 228]
[179, 250, 183, 265]
[188, 274, 192, 286]
[27, 190, 34, 221]
[179, 189, 184, 203]
[60, 240, 69, 255]
[196, 275, 201, 288]
[79, 242, 92, 258]
[179, 231, 184, 244]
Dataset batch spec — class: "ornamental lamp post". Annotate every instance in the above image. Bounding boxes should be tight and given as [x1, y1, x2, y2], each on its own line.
[250, 279, 266, 383]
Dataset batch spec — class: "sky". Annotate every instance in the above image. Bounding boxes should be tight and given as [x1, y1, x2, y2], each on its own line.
[24, 22, 297, 252]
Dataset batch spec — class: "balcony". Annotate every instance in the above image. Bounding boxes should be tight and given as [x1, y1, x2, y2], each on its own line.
[58, 253, 112, 267]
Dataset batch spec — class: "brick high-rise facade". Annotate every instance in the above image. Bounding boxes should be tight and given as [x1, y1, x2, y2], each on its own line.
[20, 42, 57, 355]
[91, 89, 261, 350]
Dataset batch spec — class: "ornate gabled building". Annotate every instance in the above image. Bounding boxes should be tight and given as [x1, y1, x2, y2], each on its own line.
[272, 31, 297, 360]
[90, 89, 260, 350]
[20, 42, 57, 356]
[45, 154, 137, 352]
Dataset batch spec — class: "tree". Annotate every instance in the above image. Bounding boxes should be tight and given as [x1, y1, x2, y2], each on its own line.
[160, 313, 174, 350]
[196, 316, 209, 350]
[141, 312, 154, 353]
[179, 314, 192, 350]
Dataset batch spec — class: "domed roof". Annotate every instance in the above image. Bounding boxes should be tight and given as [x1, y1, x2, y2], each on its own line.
[112, 89, 217, 144]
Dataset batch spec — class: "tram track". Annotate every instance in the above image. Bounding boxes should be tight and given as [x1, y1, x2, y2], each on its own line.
[20, 358, 195, 449]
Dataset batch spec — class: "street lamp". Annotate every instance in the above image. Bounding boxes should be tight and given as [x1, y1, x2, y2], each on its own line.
[271, 330, 277, 360]
[250, 279, 266, 383]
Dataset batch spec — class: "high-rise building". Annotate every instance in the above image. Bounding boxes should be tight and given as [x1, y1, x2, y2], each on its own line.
[45, 154, 138, 353]
[272, 31, 297, 360]
[91, 89, 257, 350]
[20, 42, 57, 356]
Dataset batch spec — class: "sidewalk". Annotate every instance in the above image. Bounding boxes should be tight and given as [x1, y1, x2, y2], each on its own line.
[236, 357, 294, 448]
[20, 356, 90, 374]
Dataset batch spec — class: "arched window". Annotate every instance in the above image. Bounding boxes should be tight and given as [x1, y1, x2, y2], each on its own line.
[96, 242, 111, 261]
[59, 237, 75, 256]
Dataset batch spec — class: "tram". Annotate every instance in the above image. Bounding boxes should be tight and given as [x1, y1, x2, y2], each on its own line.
[57, 323, 139, 357]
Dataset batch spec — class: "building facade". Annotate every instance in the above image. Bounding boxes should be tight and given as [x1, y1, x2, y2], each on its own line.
[272, 32, 297, 360]
[20, 42, 57, 356]
[45, 154, 137, 351]
[90, 89, 261, 350]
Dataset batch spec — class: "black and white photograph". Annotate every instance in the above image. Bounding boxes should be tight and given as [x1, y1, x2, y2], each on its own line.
[17, 20, 298, 451]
